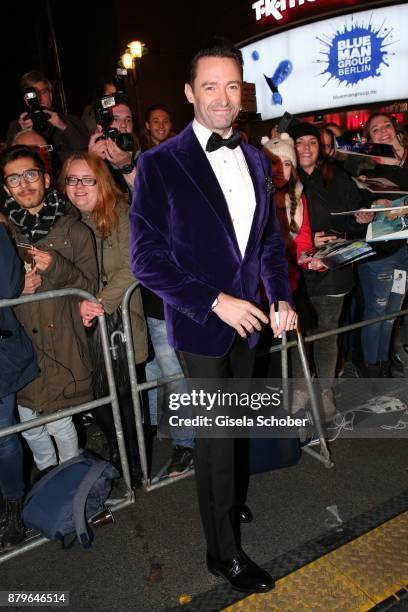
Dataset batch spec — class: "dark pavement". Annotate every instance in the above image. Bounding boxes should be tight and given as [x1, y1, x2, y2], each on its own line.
[1, 434, 408, 612]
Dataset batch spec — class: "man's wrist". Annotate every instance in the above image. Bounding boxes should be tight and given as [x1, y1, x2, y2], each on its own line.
[211, 293, 223, 310]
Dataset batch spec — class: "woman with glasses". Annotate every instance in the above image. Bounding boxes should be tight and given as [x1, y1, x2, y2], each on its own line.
[59, 153, 148, 484]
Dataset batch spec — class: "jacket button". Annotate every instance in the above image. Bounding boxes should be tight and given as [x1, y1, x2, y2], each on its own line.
[32, 328, 38, 333]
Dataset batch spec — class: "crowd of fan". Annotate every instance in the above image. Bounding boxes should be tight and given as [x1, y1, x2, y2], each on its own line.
[1, 68, 408, 549]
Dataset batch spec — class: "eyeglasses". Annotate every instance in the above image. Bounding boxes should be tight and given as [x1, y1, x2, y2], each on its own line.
[65, 176, 97, 186]
[4, 168, 42, 188]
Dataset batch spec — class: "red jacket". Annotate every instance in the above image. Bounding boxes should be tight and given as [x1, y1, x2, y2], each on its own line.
[287, 194, 313, 290]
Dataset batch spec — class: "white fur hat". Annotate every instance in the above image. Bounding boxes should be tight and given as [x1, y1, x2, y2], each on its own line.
[261, 132, 297, 168]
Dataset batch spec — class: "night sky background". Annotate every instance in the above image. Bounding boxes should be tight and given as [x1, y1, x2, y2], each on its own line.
[1, 0, 197, 139]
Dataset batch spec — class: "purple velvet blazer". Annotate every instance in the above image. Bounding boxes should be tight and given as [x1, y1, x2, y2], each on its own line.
[129, 122, 292, 357]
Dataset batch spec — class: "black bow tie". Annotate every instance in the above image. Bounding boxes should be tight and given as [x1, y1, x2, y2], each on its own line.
[206, 131, 241, 153]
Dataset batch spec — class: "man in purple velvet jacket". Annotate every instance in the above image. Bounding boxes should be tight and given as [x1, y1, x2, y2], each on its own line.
[130, 39, 297, 594]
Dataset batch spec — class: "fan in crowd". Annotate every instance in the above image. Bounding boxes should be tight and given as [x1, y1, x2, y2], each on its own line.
[60, 152, 148, 485]
[288, 122, 372, 416]
[353, 113, 408, 378]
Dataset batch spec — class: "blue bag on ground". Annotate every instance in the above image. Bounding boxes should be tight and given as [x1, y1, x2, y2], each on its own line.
[22, 450, 119, 548]
[250, 437, 301, 474]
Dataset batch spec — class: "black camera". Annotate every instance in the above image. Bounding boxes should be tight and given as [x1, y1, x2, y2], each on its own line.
[113, 67, 127, 94]
[95, 93, 134, 152]
[276, 112, 300, 135]
[23, 88, 51, 134]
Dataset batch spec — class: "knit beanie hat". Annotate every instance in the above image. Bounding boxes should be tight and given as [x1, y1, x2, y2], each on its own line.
[289, 122, 320, 142]
[261, 133, 297, 167]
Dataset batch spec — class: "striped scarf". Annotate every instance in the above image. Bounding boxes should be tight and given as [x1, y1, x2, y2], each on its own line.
[4, 189, 65, 244]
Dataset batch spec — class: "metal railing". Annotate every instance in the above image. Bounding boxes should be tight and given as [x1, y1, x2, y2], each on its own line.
[121, 284, 408, 488]
[2, 284, 407, 559]
[120, 282, 333, 491]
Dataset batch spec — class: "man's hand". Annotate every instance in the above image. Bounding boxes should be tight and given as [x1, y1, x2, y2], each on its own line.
[31, 247, 53, 272]
[212, 292, 269, 337]
[46, 110, 66, 131]
[88, 128, 108, 159]
[18, 112, 33, 131]
[314, 231, 337, 248]
[105, 138, 132, 168]
[270, 301, 297, 337]
[79, 299, 104, 327]
[22, 269, 42, 294]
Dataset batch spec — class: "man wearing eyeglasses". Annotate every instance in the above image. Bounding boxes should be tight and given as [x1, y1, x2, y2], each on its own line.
[6, 71, 89, 164]
[0, 144, 97, 478]
[0, 131, 54, 210]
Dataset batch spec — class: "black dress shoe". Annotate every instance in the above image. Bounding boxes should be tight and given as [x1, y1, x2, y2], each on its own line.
[206, 552, 275, 593]
[236, 504, 253, 524]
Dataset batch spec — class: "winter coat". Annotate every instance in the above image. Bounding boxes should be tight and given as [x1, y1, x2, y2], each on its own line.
[81, 201, 148, 364]
[0, 224, 38, 397]
[12, 204, 98, 414]
[299, 163, 366, 297]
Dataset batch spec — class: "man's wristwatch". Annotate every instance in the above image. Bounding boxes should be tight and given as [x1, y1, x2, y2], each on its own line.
[119, 163, 134, 175]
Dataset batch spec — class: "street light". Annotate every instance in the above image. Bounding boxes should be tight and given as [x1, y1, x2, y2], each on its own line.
[119, 40, 146, 132]
[120, 40, 146, 72]
[129, 40, 143, 59]
[121, 52, 133, 70]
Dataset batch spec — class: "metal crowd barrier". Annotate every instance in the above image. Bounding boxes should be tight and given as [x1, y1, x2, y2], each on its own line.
[2, 285, 408, 560]
[0, 288, 134, 563]
[121, 283, 408, 489]
[121, 282, 334, 491]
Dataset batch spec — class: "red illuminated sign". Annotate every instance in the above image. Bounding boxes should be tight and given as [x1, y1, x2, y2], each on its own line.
[252, 0, 378, 25]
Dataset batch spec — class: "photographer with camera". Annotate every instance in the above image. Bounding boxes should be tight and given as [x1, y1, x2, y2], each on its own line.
[7, 71, 89, 165]
[88, 94, 138, 195]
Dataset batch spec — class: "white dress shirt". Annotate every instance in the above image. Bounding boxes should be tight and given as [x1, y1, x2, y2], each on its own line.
[192, 119, 256, 257]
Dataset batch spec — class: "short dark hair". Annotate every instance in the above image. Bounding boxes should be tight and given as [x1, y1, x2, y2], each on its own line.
[0, 145, 46, 178]
[188, 37, 243, 85]
[144, 104, 171, 123]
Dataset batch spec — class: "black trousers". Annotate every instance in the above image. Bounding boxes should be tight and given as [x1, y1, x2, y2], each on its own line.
[177, 337, 256, 560]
